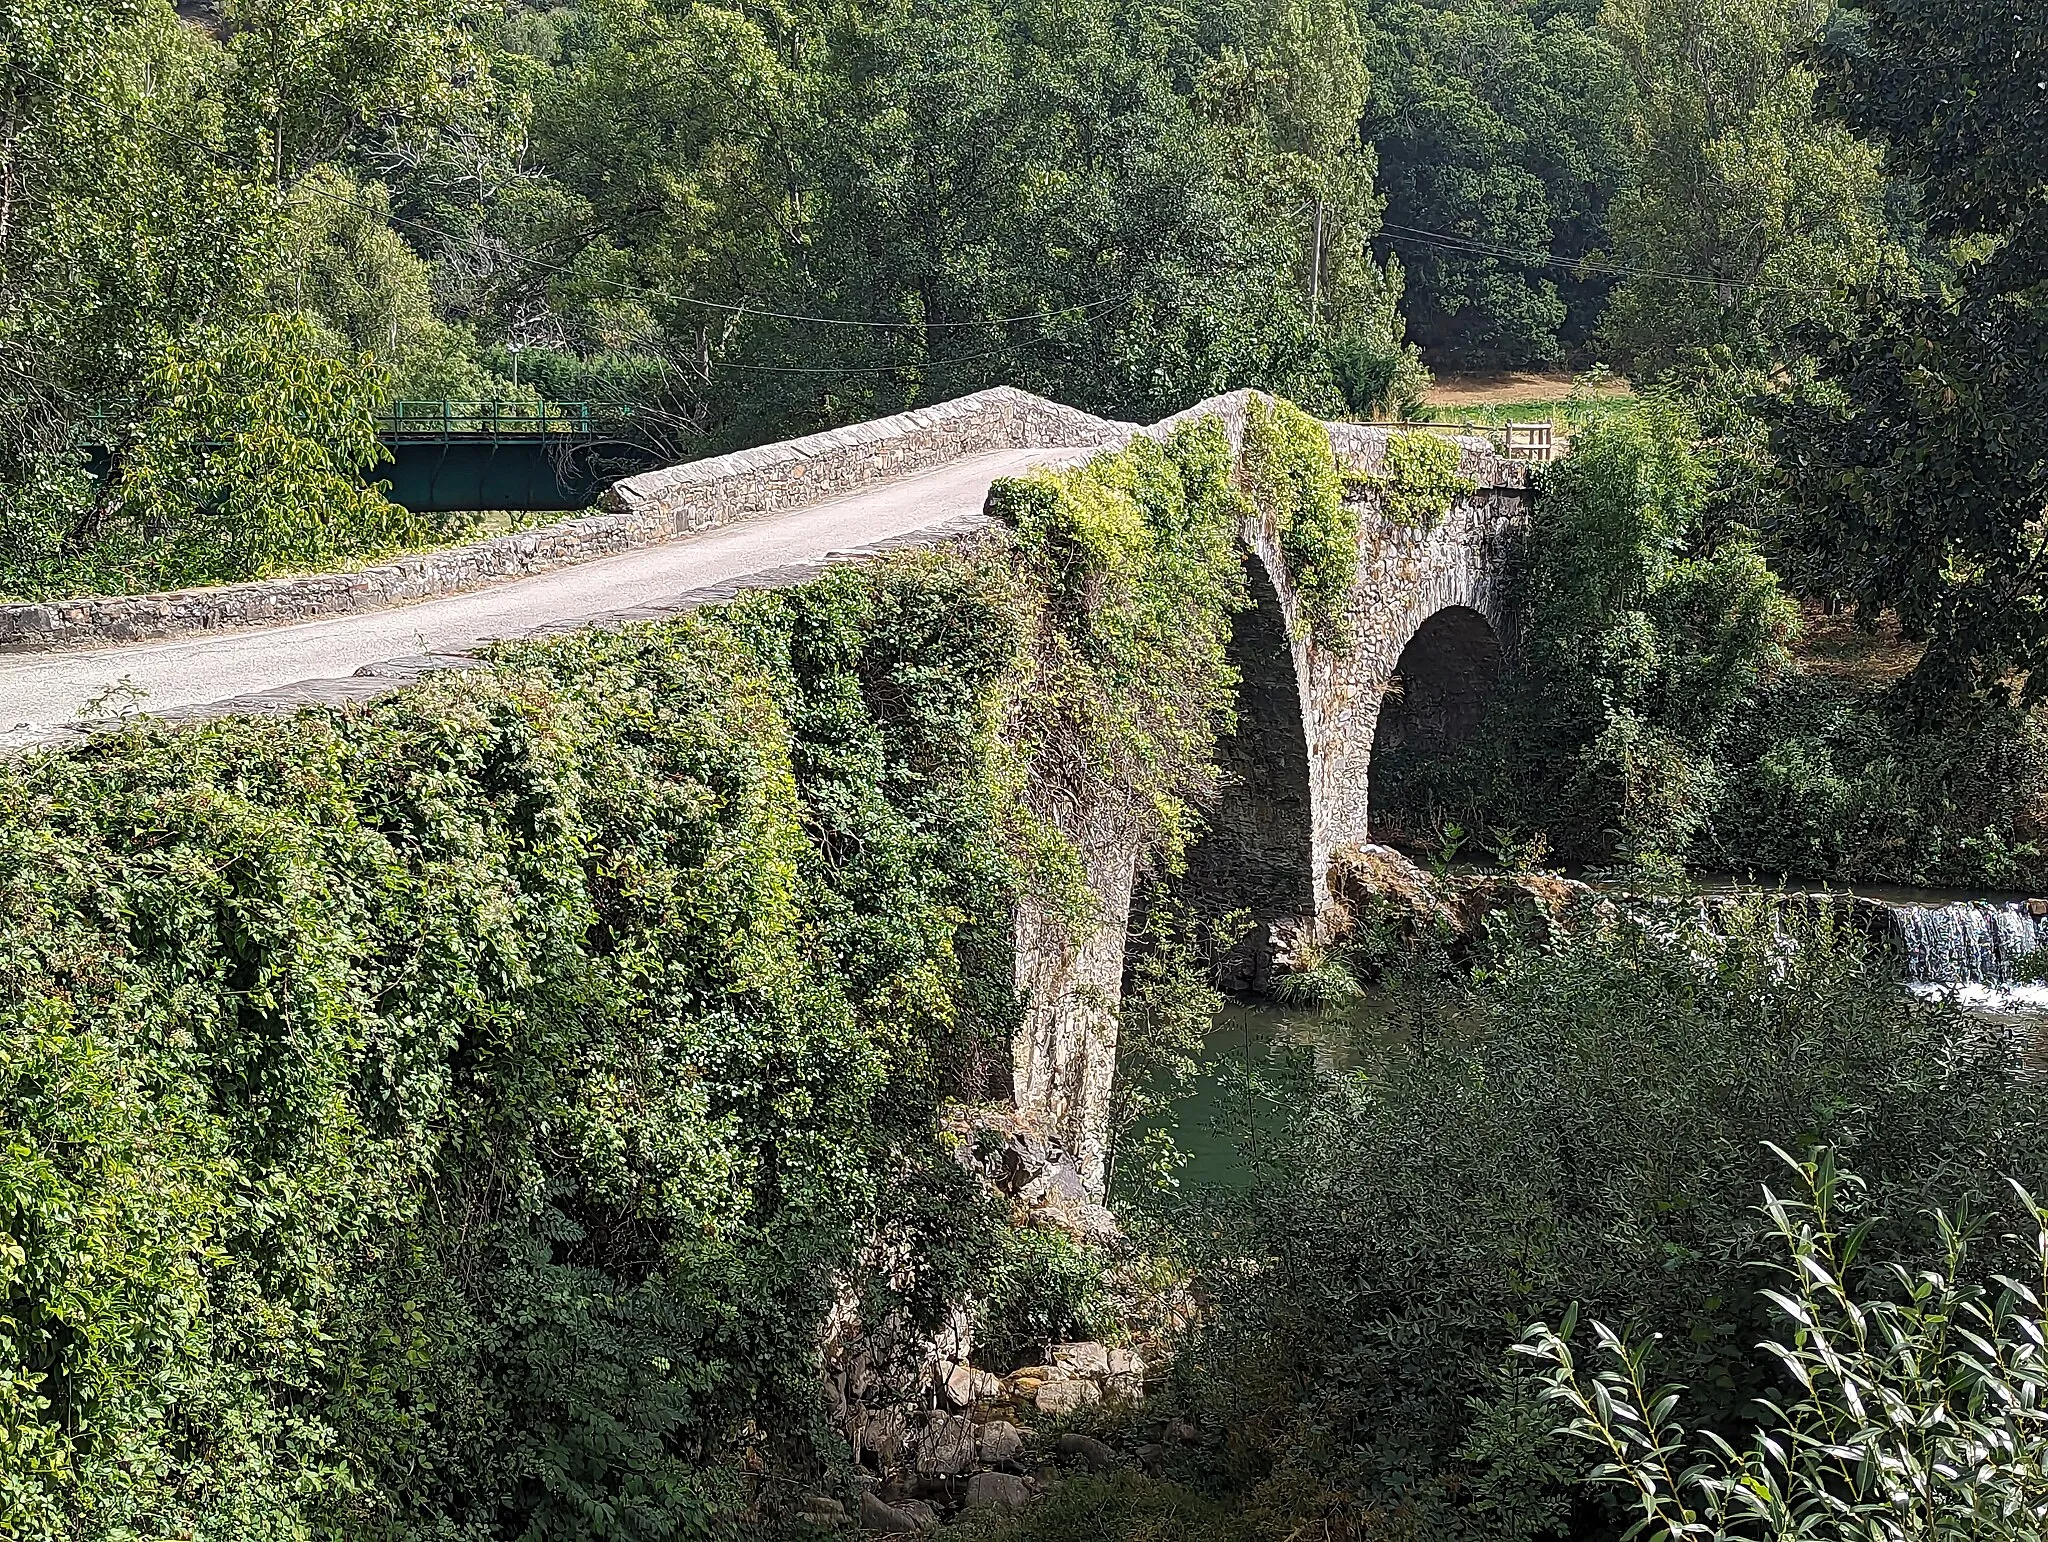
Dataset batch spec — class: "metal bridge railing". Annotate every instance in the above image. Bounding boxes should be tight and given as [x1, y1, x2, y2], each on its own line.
[377, 401, 618, 441]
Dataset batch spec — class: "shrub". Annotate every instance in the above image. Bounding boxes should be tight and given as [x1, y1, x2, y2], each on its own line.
[1164, 907, 2048, 1540]
[1240, 396, 1356, 646]
[0, 554, 1032, 1539]
[976, 1225, 1119, 1371]
[1527, 1150, 2048, 1541]
[1702, 675, 2048, 889]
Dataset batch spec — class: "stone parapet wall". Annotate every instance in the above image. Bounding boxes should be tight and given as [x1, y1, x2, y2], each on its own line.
[1141, 388, 1528, 493]
[0, 510, 676, 652]
[605, 386, 1134, 531]
[0, 387, 1132, 653]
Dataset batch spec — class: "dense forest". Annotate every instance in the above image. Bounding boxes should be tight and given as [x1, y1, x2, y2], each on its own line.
[8, 0, 2011, 603]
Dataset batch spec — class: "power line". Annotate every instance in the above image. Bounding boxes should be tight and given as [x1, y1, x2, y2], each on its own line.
[679, 295, 1137, 375]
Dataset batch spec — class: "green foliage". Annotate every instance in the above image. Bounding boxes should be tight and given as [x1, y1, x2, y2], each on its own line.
[0, 0, 506, 599]
[1528, 1151, 2048, 1541]
[221, 0, 487, 186]
[1164, 910, 2048, 1540]
[1703, 677, 2048, 889]
[277, 168, 526, 404]
[1268, 939, 1365, 1010]
[1597, 0, 1914, 379]
[1770, 0, 2048, 707]
[1361, 0, 1628, 370]
[0, 550, 1040, 1538]
[114, 312, 411, 585]
[1240, 396, 1356, 645]
[992, 418, 1250, 874]
[523, 0, 1410, 446]
[1360, 430, 1476, 529]
[1376, 392, 1797, 861]
[976, 1225, 1117, 1371]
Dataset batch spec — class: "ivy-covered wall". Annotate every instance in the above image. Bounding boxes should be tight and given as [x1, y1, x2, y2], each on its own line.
[0, 399, 1525, 1538]
[991, 420, 1250, 1181]
[0, 552, 1040, 1540]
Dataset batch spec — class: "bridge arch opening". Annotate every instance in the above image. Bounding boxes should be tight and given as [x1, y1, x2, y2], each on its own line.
[1367, 605, 1505, 840]
[1178, 556, 1316, 989]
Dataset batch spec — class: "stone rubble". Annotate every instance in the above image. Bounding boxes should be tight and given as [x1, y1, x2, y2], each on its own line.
[815, 1317, 1153, 1530]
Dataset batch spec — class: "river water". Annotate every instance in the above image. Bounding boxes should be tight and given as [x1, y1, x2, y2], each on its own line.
[1130, 881, 2048, 1192]
[1116, 1002, 1377, 1195]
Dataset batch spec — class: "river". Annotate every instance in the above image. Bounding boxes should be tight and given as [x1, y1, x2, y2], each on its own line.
[1128, 878, 2048, 1194]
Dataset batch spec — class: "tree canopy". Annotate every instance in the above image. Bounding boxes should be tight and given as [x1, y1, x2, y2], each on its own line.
[1772, 0, 2047, 704]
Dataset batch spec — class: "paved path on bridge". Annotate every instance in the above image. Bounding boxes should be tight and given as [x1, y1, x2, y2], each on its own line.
[0, 448, 1062, 749]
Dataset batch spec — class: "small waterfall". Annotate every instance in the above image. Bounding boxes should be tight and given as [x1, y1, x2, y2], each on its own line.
[1891, 900, 2048, 995]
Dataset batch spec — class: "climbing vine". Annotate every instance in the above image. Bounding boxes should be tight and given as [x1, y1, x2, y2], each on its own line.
[1240, 396, 1358, 646]
[0, 410, 1275, 1539]
[0, 553, 1046, 1541]
[988, 418, 1250, 882]
[1357, 430, 1478, 529]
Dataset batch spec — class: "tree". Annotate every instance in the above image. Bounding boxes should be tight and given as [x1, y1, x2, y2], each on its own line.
[276, 167, 523, 401]
[1771, 0, 2048, 706]
[221, 0, 487, 186]
[1512, 393, 1796, 854]
[0, 0, 279, 593]
[118, 312, 404, 585]
[0, 0, 468, 597]
[527, 0, 1417, 448]
[1596, 0, 1912, 379]
[1361, 0, 1627, 370]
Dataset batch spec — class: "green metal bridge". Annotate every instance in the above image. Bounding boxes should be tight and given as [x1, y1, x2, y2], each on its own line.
[374, 401, 665, 513]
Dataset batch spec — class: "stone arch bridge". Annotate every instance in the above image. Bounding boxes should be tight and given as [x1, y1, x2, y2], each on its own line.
[0, 386, 1529, 1190]
[997, 391, 1529, 1186]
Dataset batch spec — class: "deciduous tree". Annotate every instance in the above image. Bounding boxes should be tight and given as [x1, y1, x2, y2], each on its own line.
[1773, 0, 2048, 706]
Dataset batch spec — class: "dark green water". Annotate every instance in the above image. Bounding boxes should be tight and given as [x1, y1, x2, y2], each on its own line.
[1121, 999, 1384, 1196]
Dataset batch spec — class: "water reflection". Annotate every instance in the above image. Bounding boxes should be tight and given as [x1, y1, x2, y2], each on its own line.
[1117, 1000, 1384, 1197]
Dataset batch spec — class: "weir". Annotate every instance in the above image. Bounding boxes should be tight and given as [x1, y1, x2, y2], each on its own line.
[1893, 899, 2048, 992]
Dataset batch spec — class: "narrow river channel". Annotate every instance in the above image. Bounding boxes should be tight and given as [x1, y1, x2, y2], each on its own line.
[1131, 876, 2048, 1195]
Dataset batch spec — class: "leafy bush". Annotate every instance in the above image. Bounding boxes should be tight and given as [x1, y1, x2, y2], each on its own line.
[1702, 675, 2048, 889]
[1357, 430, 1474, 529]
[3, 314, 413, 600]
[976, 1225, 1119, 1371]
[1240, 396, 1357, 646]
[1162, 907, 2048, 1541]
[0, 553, 1034, 1539]
[1528, 1151, 2048, 1541]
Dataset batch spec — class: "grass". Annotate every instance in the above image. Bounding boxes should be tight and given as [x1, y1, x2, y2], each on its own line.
[1791, 603, 1923, 687]
[934, 1474, 1249, 1542]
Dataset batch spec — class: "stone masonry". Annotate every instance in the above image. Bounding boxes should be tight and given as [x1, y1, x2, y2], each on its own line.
[1007, 390, 1528, 1188]
[0, 387, 1131, 652]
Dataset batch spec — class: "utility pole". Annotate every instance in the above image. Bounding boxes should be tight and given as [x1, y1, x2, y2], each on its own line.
[1310, 195, 1325, 327]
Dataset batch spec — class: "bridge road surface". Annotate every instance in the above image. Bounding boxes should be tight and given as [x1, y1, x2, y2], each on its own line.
[0, 448, 1067, 749]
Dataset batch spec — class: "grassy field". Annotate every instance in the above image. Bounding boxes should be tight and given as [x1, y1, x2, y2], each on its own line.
[1408, 367, 1633, 431]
